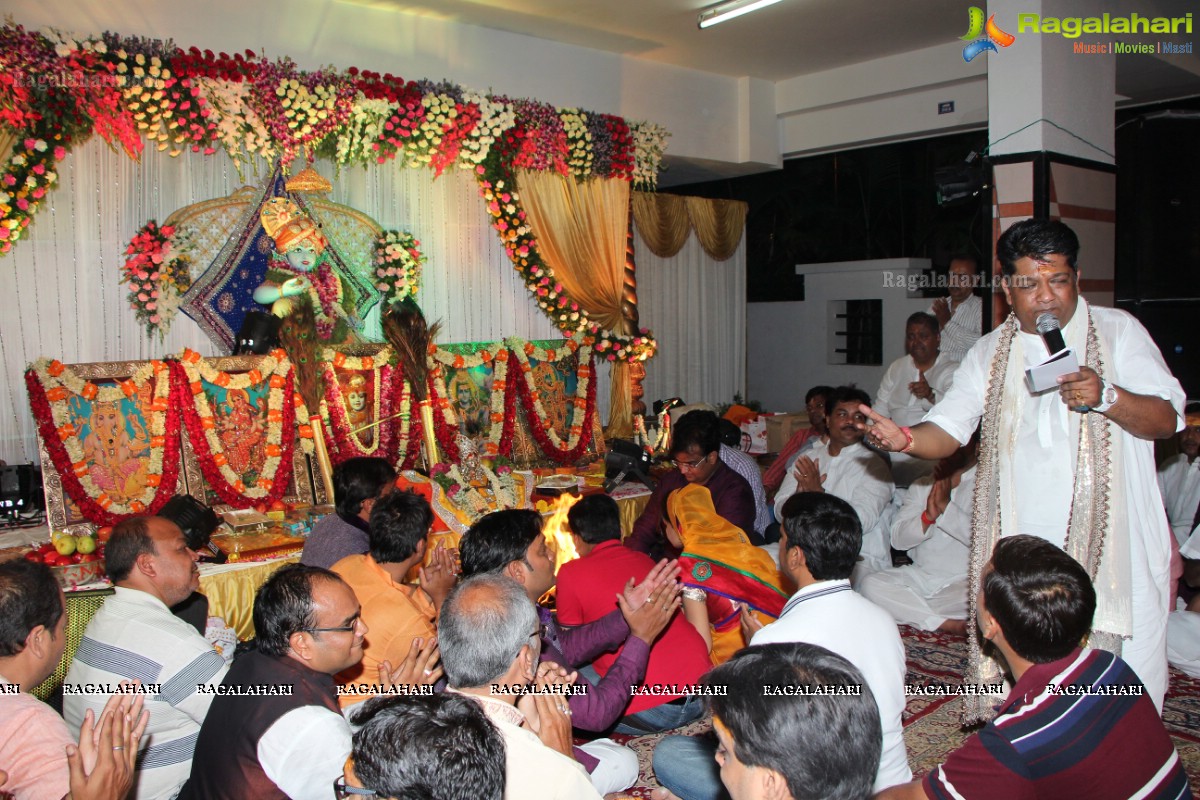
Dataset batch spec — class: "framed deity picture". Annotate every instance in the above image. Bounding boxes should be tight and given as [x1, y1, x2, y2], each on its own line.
[29, 358, 188, 536]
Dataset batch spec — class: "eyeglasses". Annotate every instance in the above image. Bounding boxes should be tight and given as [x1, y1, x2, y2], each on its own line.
[303, 613, 361, 635]
[672, 456, 708, 472]
[333, 776, 377, 798]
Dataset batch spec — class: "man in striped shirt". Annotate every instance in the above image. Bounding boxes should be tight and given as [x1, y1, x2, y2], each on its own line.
[64, 516, 229, 800]
[879, 535, 1191, 800]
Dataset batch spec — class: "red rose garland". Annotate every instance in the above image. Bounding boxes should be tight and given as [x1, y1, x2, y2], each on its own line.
[322, 361, 397, 465]
[512, 351, 596, 465]
[170, 359, 296, 508]
[24, 364, 182, 526]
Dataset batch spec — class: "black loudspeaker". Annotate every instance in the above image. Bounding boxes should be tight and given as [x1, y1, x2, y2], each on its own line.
[0, 464, 43, 519]
[233, 311, 281, 355]
[158, 495, 226, 563]
[604, 439, 655, 493]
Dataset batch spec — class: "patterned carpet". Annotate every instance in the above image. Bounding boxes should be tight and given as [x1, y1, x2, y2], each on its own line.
[608, 625, 1200, 797]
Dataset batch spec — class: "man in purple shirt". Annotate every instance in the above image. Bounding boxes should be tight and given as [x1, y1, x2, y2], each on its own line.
[301, 457, 395, 569]
[627, 411, 758, 559]
[459, 509, 679, 795]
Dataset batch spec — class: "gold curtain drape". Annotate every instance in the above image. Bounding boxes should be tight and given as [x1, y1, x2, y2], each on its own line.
[631, 191, 748, 262]
[516, 171, 636, 436]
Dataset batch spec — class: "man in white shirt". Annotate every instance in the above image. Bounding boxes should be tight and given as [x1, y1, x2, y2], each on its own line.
[64, 516, 228, 800]
[773, 386, 894, 568]
[928, 254, 983, 362]
[859, 451, 976, 636]
[1158, 403, 1200, 547]
[874, 313, 959, 487]
[439, 574, 602, 800]
[651, 493, 911, 799]
[862, 218, 1185, 713]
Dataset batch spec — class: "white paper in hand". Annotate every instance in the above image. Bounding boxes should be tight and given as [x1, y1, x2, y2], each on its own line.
[1025, 348, 1079, 394]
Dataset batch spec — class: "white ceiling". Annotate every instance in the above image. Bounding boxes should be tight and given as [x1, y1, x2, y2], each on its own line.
[344, 0, 1200, 98]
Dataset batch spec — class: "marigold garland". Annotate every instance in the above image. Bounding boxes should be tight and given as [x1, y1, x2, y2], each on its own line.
[506, 336, 597, 465]
[172, 349, 297, 507]
[24, 358, 181, 525]
[321, 358, 396, 463]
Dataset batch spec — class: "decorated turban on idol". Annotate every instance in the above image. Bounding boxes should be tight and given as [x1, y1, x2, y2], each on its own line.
[253, 198, 360, 342]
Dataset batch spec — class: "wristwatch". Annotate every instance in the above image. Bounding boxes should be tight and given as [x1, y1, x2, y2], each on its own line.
[1092, 378, 1118, 414]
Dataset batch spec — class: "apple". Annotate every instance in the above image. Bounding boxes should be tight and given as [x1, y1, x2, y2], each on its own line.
[23, 550, 43, 563]
[78, 553, 101, 563]
[54, 536, 76, 557]
[37, 542, 56, 556]
[96, 526, 113, 543]
[76, 536, 97, 555]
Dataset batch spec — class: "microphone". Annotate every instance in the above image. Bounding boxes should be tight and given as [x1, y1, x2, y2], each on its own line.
[1035, 312, 1067, 356]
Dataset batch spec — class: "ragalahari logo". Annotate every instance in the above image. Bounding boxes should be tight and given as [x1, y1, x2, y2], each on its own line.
[961, 7, 1016, 61]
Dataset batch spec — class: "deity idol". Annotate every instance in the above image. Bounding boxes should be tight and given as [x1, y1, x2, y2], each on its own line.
[254, 198, 360, 343]
[80, 400, 151, 504]
[343, 373, 374, 446]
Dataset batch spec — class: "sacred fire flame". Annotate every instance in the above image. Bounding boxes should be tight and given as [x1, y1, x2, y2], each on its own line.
[541, 492, 580, 574]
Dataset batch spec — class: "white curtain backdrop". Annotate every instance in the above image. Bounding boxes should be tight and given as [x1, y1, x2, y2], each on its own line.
[634, 226, 746, 411]
[0, 138, 745, 465]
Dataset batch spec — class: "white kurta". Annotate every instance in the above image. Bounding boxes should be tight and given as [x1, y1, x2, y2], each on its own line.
[752, 580, 912, 793]
[929, 294, 982, 362]
[772, 439, 894, 535]
[874, 353, 959, 428]
[858, 468, 974, 630]
[924, 304, 1185, 708]
[1158, 453, 1200, 547]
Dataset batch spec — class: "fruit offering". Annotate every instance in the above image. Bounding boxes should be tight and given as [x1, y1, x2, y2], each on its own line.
[25, 532, 106, 568]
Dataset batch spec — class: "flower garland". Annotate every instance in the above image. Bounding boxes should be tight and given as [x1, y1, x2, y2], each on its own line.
[506, 335, 597, 464]
[173, 348, 297, 507]
[427, 343, 515, 461]
[24, 358, 181, 525]
[372, 231, 423, 306]
[121, 220, 193, 340]
[0, 23, 670, 359]
[320, 351, 396, 463]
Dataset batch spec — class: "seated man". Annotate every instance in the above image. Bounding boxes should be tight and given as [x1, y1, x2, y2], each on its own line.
[928, 253, 983, 362]
[0, 560, 149, 800]
[438, 574, 602, 800]
[340, 692, 505, 800]
[716, 415, 771, 538]
[332, 488, 455, 707]
[880, 535, 1191, 799]
[685, 643, 882, 800]
[628, 411, 758, 558]
[653, 493, 911, 799]
[1158, 401, 1200, 548]
[558, 494, 711, 733]
[64, 516, 229, 800]
[460, 509, 676, 795]
[301, 456, 395, 569]
[858, 446, 976, 635]
[772, 386, 894, 568]
[874, 312, 957, 487]
[183, 563, 433, 799]
[762, 385, 832, 499]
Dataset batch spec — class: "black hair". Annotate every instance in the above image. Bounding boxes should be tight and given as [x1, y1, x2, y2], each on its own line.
[0, 560, 64, 656]
[567, 494, 622, 545]
[253, 563, 344, 657]
[368, 489, 433, 565]
[347, 692, 505, 800]
[780, 493, 862, 580]
[459, 509, 543, 577]
[996, 218, 1080, 276]
[805, 385, 834, 405]
[948, 253, 980, 270]
[824, 385, 871, 418]
[983, 535, 1095, 664]
[105, 516, 157, 583]
[717, 418, 742, 448]
[334, 457, 397, 518]
[705, 643, 881, 800]
[670, 409, 721, 457]
[906, 311, 940, 336]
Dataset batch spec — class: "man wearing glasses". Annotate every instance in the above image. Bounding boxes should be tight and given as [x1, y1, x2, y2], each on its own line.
[182, 564, 435, 800]
[626, 411, 757, 559]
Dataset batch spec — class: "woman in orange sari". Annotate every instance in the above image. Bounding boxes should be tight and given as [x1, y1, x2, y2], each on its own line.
[664, 483, 787, 664]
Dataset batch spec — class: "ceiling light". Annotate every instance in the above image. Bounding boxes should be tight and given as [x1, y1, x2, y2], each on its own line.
[697, 0, 784, 29]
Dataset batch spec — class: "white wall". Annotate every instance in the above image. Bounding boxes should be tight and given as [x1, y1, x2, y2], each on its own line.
[747, 259, 933, 411]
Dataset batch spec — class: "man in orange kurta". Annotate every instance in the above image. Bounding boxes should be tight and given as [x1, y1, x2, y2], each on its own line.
[332, 489, 456, 708]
